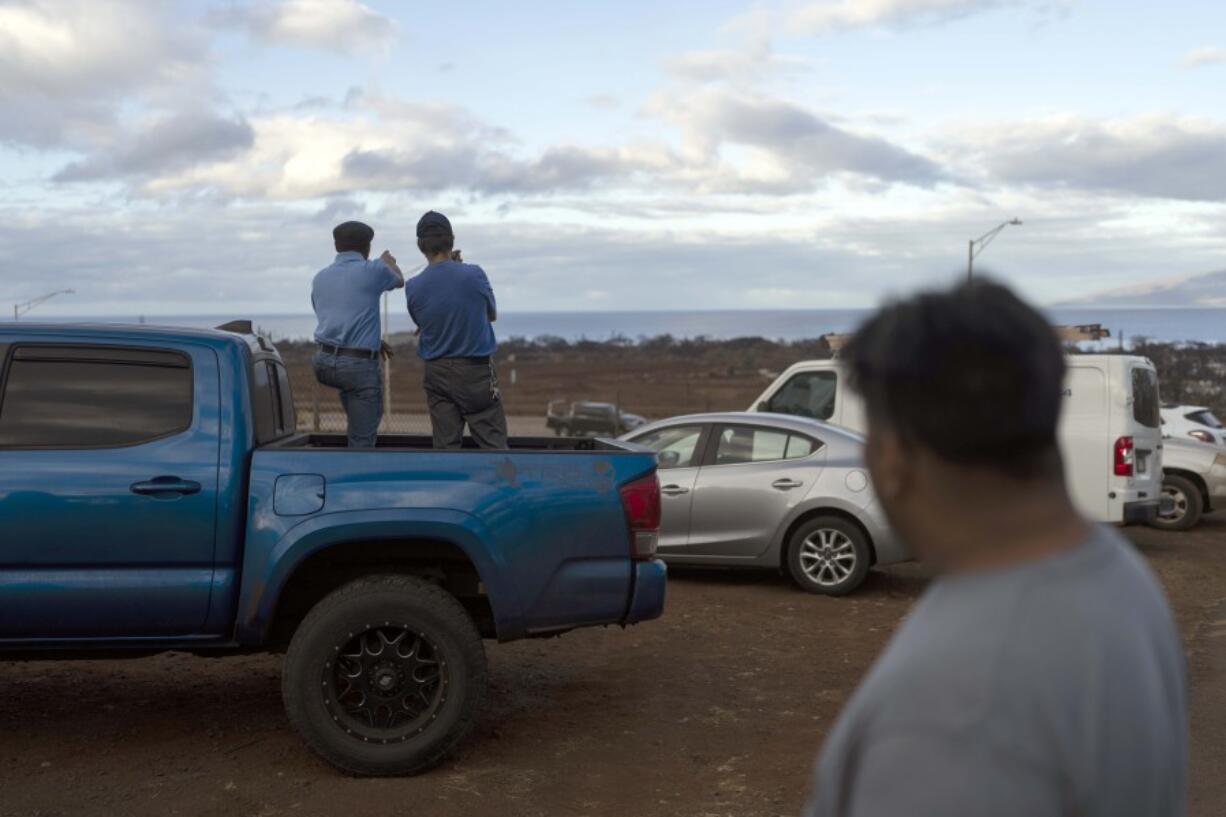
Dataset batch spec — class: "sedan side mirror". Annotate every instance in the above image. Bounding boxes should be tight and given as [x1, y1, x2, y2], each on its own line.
[756, 401, 769, 412]
[658, 450, 681, 468]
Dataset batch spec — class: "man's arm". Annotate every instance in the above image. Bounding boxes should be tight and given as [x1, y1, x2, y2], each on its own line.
[825, 731, 1056, 817]
[477, 266, 497, 322]
[378, 250, 405, 289]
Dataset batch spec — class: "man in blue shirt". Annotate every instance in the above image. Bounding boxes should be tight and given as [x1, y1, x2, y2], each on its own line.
[405, 211, 507, 449]
[311, 220, 404, 447]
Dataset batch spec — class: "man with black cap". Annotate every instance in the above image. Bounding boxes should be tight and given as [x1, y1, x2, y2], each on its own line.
[405, 210, 507, 449]
[311, 220, 404, 447]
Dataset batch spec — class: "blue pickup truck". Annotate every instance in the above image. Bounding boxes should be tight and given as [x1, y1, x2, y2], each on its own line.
[0, 321, 666, 775]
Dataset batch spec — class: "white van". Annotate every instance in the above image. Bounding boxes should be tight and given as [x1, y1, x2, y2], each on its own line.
[750, 355, 1165, 525]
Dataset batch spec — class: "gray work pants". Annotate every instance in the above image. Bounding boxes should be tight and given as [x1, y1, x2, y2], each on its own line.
[423, 357, 508, 449]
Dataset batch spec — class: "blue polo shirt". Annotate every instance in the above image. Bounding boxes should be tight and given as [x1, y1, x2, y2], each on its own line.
[405, 261, 498, 360]
[311, 251, 400, 352]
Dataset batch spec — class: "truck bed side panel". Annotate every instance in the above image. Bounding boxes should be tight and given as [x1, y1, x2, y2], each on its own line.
[236, 448, 656, 644]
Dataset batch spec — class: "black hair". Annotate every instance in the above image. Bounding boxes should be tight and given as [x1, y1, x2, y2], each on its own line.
[418, 233, 455, 258]
[845, 278, 1066, 479]
[333, 221, 374, 256]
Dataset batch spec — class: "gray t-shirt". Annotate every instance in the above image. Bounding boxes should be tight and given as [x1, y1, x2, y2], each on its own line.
[805, 526, 1186, 817]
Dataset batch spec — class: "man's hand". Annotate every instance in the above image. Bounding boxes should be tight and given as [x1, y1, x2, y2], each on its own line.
[380, 249, 405, 287]
[380, 340, 395, 360]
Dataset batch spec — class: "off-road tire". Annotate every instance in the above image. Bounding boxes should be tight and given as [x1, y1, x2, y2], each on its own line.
[282, 574, 487, 776]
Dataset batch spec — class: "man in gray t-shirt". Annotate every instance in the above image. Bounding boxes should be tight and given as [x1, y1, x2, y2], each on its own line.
[805, 281, 1186, 817]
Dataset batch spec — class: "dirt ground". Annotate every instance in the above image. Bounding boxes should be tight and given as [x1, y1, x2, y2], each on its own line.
[3, 518, 1225, 817]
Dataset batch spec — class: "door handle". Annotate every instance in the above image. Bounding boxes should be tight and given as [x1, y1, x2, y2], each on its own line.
[660, 484, 690, 496]
[130, 476, 202, 497]
[771, 478, 804, 490]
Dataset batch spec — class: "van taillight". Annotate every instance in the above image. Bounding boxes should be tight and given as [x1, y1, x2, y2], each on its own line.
[1114, 436, 1134, 476]
[619, 473, 661, 560]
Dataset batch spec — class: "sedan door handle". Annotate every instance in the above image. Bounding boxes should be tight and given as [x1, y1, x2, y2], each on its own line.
[660, 484, 691, 496]
[771, 478, 804, 490]
[130, 476, 202, 497]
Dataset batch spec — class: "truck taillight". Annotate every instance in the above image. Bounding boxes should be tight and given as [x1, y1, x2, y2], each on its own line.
[1114, 436, 1134, 476]
[619, 473, 660, 560]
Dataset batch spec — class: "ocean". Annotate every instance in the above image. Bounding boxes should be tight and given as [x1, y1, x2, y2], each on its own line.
[18, 307, 1226, 345]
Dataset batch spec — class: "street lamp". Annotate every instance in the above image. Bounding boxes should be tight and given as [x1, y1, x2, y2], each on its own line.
[967, 219, 1022, 281]
[13, 289, 75, 320]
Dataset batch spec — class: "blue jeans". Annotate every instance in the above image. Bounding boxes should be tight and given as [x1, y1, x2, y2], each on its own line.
[313, 351, 383, 447]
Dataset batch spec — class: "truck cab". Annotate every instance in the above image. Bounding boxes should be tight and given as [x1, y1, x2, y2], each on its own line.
[750, 354, 1166, 525]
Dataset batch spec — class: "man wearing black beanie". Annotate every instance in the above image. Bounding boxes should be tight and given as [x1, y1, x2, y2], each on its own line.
[404, 211, 507, 449]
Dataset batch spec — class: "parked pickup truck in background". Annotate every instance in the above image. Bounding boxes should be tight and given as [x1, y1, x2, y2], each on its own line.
[546, 400, 647, 437]
[0, 322, 667, 776]
[1151, 435, 1226, 531]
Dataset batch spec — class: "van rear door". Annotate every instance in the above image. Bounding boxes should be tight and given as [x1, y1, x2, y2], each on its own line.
[1059, 363, 1111, 521]
[1128, 363, 1163, 493]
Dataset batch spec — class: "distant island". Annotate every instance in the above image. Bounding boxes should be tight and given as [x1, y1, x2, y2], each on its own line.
[1060, 268, 1226, 307]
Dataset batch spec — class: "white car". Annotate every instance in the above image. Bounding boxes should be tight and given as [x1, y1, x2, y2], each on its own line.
[1152, 436, 1226, 530]
[1161, 405, 1226, 447]
[750, 354, 1167, 526]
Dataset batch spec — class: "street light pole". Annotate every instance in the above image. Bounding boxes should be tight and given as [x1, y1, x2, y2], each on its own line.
[967, 219, 1022, 281]
[13, 288, 75, 320]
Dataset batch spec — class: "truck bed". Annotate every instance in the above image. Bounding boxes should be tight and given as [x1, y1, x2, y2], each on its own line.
[265, 432, 626, 452]
[238, 434, 663, 644]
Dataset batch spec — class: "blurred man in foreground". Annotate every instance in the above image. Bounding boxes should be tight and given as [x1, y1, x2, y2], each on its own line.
[311, 220, 403, 447]
[405, 211, 507, 449]
[805, 280, 1186, 816]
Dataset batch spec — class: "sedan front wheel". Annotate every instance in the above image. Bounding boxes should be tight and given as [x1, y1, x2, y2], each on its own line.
[786, 516, 871, 596]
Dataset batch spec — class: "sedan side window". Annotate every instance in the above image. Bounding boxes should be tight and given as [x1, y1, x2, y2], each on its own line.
[714, 426, 791, 465]
[767, 371, 837, 421]
[631, 425, 704, 469]
[785, 434, 818, 459]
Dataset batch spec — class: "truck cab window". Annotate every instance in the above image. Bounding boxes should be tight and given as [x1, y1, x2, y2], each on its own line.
[0, 346, 192, 448]
[252, 359, 297, 442]
[272, 362, 296, 435]
[768, 371, 837, 421]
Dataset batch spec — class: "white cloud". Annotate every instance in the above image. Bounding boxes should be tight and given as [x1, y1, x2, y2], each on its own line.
[1180, 46, 1226, 69]
[0, 0, 203, 98]
[664, 42, 810, 84]
[53, 112, 254, 182]
[213, 0, 397, 55]
[948, 114, 1226, 202]
[0, 0, 208, 148]
[648, 88, 947, 192]
[790, 0, 1014, 31]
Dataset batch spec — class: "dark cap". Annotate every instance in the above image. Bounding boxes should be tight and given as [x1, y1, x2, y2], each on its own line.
[416, 211, 453, 239]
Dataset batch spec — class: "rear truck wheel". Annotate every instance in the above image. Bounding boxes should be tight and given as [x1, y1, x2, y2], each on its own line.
[282, 574, 487, 776]
[786, 516, 871, 596]
[1151, 474, 1203, 531]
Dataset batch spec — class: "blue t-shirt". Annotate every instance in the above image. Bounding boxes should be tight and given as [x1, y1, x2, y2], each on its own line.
[405, 261, 498, 360]
[311, 251, 400, 351]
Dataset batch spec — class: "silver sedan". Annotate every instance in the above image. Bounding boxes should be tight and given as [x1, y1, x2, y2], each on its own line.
[621, 412, 908, 595]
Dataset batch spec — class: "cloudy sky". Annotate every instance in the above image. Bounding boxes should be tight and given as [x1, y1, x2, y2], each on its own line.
[1, 0, 1224, 316]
